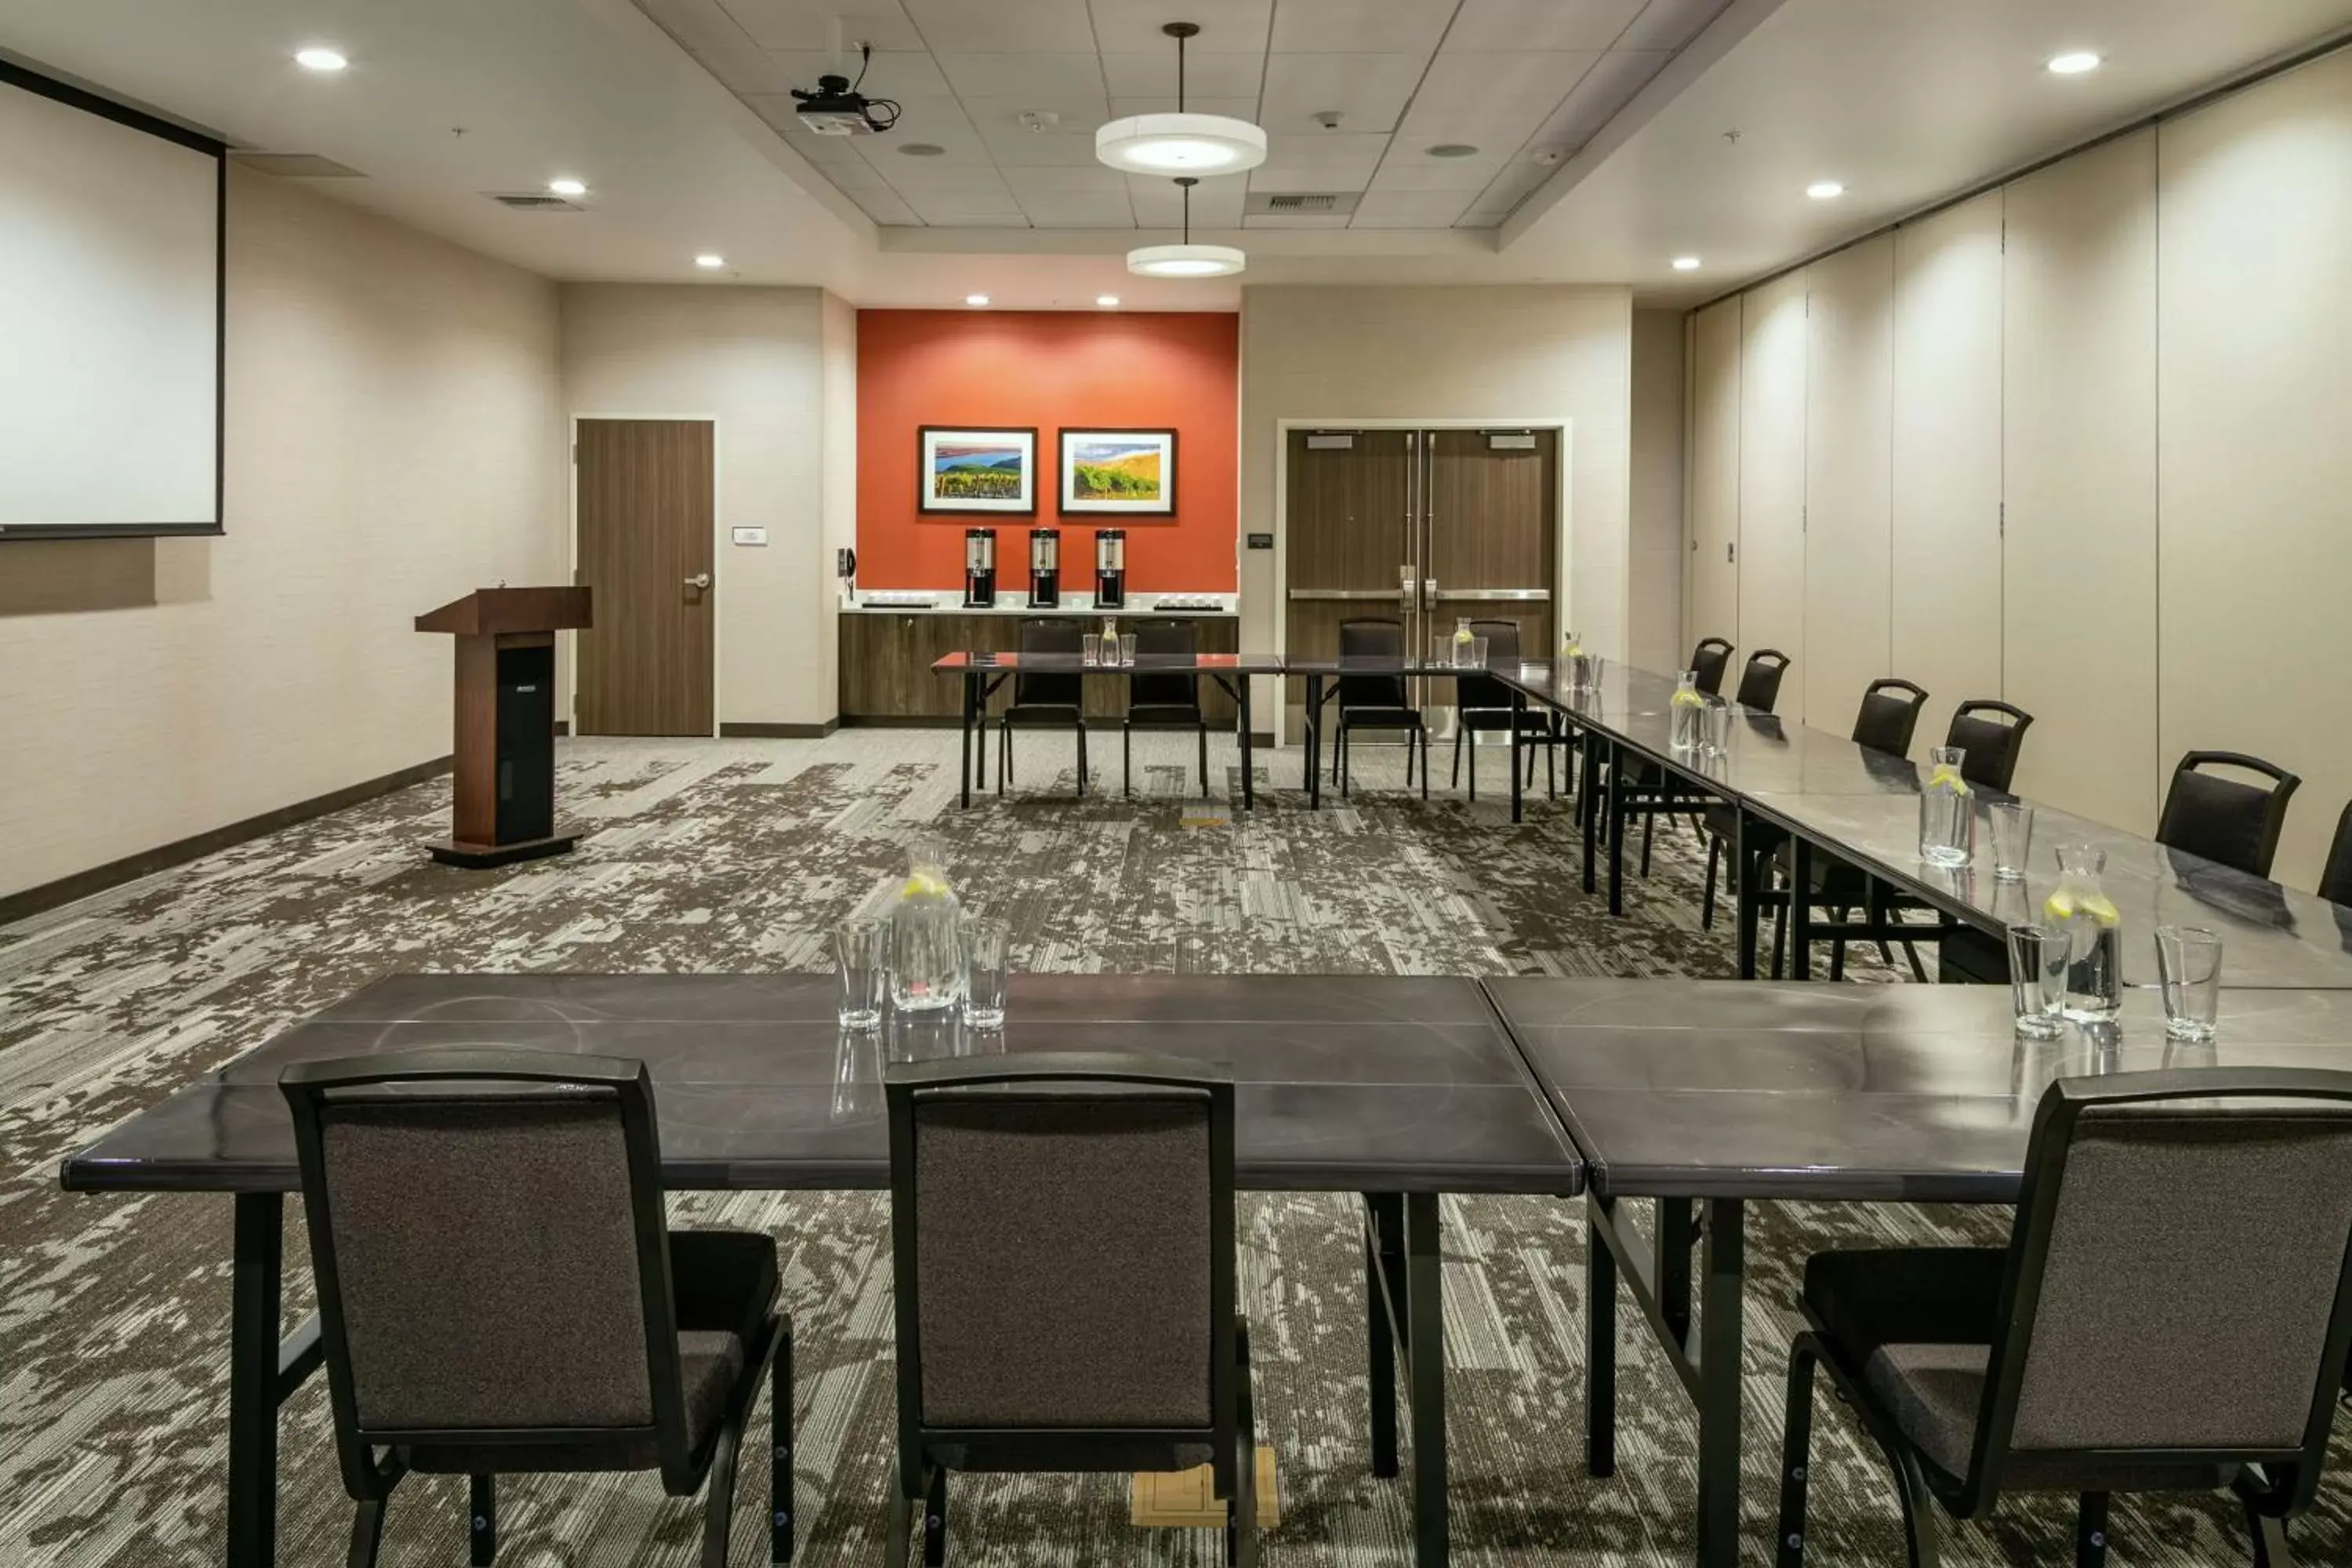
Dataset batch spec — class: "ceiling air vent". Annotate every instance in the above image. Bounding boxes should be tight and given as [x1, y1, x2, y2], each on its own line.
[1269, 194, 1334, 211]
[1244, 191, 1359, 216]
[486, 191, 585, 212]
[231, 153, 365, 178]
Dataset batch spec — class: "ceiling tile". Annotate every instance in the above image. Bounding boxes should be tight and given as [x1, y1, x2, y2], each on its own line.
[958, 92, 1113, 135]
[1268, 0, 1458, 56]
[1088, 0, 1272, 54]
[1109, 96, 1262, 120]
[979, 129, 1112, 166]
[1018, 192, 1140, 227]
[851, 187, 925, 223]
[1349, 188, 1474, 227]
[1367, 153, 1513, 190]
[1100, 51, 1264, 98]
[902, 187, 1030, 220]
[861, 94, 993, 158]
[1527, 49, 1667, 151]
[713, 0, 924, 51]
[1461, 157, 1552, 216]
[1250, 163, 1376, 192]
[764, 49, 949, 96]
[935, 52, 1106, 99]
[821, 160, 896, 191]
[1259, 53, 1430, 134]
[1611, 0, 1733, 53]
[898, 0, 1093, 53]
[1440, 0, 1648, 53]
[638, 0, 797, 92]
[880, 160, 1014, 194]
[1255, 132, 1389, 171]
[1409, 50, 1602, 111]
[1242, 212, 1356, 228]
[1001, 164, 1131, 194]
[1127, 173, 1246, 227]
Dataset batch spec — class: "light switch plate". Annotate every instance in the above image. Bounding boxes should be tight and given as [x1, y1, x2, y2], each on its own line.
[732, 527, 769, 546]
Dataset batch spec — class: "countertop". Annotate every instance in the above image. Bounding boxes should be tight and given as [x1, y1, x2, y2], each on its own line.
[840, 593, 1237, 618]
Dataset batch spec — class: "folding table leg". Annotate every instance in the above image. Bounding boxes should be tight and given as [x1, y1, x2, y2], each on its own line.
[1404, 1192, 1447, 1568]
[1734, 812, 1761, 980]
[1694, 1199, 1748, 1568]
[1790, 840, 1814, 982]
[1584, 1192, 1617, 1478]
[1363, 1194, 1400, 1479]
[1509, 692, 1525, 822]
[958, 673, 976, 810]
[1607, 743, 1627, 917]
[227, 1193, 285, 1568]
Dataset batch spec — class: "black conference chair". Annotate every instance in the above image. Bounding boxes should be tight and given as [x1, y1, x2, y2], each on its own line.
[1777, 1069, 2352, 1568]
[999, 619, 1088, 799]
[2155, 750, 2302, 880]
[1123, 619, 1210, 797]
[1332, 619, 1428, 801]
[2321, 800, 2352, 906]
[884, 1054, 1257, 1567]
[279, 1049, 792, 1568]
[1733, 648, 1791, 711]
[1633, 648, 1794, 880]
[1690, 636, 1736, 697]
[1944, 700, 2034, 793]
[1450, 619, 1556, 802]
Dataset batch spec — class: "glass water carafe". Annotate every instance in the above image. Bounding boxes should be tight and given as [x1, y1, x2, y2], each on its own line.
[1917, 746, 1973, 868]
[1669, 670, 1706, 751]
[888, 834, 963, 1014]
[2044, 844, 2122, 1020]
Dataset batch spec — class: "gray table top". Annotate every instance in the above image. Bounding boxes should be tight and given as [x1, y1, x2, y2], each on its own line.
[931, 652, 1280, 673]
[61, 973, 1584, 1198]
[1490, 977, 2352, 1203]
[1497, 659, 1679, 717]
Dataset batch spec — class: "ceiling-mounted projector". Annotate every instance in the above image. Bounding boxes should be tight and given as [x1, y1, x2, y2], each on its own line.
[790, 45, 900, 136]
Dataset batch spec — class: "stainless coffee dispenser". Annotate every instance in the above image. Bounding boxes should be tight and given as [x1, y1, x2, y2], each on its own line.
[963, 528, 996, 607]
[1028, 528, 1061, 608]
[1094, 528, 1127, 609]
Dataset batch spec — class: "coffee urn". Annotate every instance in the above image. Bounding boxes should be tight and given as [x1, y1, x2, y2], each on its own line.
[1094, 529, 1127, 609]
[963, 528, 997, 607]
[1029, 527, 1061, 608]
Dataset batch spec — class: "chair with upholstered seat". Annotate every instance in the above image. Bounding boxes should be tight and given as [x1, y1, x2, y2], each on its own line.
[2156, 750, 2302, 879]
[1777, 1068, 2352, 1568]
[1123, 619, 1210, 797]
[279, 1048, 791, 1568]
[1689, 636, 1735, 696]
[884, 1054, 1256, 1567]
[1450, 619, 1557, 801]
[1000, 619, 1089, 798]
[1943, 700, 2034, 793]
[1627, 648, 1794, 880]
[1332, 619, 1427, 800]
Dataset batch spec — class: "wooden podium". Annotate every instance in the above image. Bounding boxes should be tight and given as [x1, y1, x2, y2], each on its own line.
[416, 586, 592, 868]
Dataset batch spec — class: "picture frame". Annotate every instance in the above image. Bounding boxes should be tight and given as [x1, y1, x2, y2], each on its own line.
[1058, 427, 1177, 516]
[918, 426, 1037, 514]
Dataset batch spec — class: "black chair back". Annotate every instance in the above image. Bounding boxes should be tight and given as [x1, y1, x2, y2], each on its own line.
[887, 1053, 1240, 1489]
[1454, 619, 1523, 712]
[1128, 619, 1200, 711]
[1946, 700, 2034, 792]
[2321, 800, 2352, 906]
[280, 1050, 698, 1496]
[1013, 619, 1083, 710]
[1733, 649, 1791, 713]
[2155, 750, 2302, 880]
[1851, 678, 1929, 757]
[1338, 619, 1409, 712]
[1951, 1069, 2352, 1516]
[1690, 637, 1735, 696]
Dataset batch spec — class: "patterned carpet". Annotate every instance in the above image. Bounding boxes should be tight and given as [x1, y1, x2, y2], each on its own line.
[2, 729, 2343, 1566]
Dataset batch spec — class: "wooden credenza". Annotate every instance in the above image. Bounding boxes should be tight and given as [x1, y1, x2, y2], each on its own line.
[840, 611, 1241, 724]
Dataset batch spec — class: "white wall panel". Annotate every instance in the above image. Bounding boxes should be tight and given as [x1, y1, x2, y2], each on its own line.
[1891, 191, 2005, 757]
[2158, 49, 2352, 891]
[1687, 298, 1742, 656]
[1737, 269, 1809, 720]
[1802, 234, 1895, 735]
[2001, 131, 2159, 832]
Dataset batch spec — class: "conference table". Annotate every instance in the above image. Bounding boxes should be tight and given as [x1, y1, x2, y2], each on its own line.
[933, 651, 1283, 811]
[60, 971, 1582, 1568]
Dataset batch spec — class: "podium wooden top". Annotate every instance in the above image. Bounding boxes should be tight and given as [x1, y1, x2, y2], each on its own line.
[415, 586, 592, 637]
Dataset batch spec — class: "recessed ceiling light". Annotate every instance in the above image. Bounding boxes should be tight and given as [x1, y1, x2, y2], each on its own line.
[1671, 256, 1702, 271]
[1096, 294, 1121, 307]
[547, 177, 587, 198]
[1806, 180, 1846, 200]
[898, 143, 946, 157]
[2046, 50, 2102, 75]
[294, 46, 347, 72]
[966, 293, 990, 307]
[1427, 143, 1480, 159]
[695, 253, 725, 269]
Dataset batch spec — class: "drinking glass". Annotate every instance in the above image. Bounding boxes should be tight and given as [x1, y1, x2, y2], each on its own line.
[2154, 925, 2223, 1041]
[1987, 801, 2034, 883]
[1468, 636, 1489, 669]
[2005, 924, 2067, 1039]
[1430, 636, 1454, 668]
[833, 916, 885, 1031]
[1699, 699, 1730, 758]
[829, 1027, 881, 1123]
[1118, 633, 1138, 667]
[960, 916, 1009, 1029]
[1080, 633, 1102, 666]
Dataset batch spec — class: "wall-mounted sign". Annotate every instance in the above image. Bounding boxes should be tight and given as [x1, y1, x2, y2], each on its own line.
[732, 527, 769, 546]
[1247, 532, 1274, 550]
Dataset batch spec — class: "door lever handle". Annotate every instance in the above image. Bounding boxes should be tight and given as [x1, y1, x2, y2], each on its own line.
[684, 572, 712, 590]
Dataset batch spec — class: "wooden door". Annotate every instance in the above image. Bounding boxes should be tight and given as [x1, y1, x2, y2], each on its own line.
[1282, 430, 1411, 741]
[1425, 429, 1558, 667]
[575, 419, 715, 736]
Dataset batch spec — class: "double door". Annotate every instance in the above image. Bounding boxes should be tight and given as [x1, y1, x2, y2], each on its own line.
[1283, 427, 1559, 740]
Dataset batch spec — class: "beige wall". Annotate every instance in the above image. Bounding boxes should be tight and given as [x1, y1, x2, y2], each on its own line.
[1628, 308, 1686, 675]
[1240, 285, 1635, 695]
[0, 168, 563, 902]
[558, 285, 838, 731]
[1679, 46, 2352, 888]
[818, 294, 858, 714]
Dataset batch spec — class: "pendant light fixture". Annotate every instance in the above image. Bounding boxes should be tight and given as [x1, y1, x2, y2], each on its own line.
[1096, 22, 1266, 176]
[1127, 176, 1246, 278]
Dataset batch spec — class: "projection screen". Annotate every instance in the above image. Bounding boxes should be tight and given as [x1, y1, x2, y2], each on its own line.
[0, 61, 225, 540]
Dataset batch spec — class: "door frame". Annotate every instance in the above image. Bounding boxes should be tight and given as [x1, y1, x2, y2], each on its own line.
[567, 412, 723, 739]
[1270, 417, 1574, 750]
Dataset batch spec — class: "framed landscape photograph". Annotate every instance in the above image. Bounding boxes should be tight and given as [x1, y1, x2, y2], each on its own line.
[1058, 428, 1177, 516]
[918, 426, 1036, 514]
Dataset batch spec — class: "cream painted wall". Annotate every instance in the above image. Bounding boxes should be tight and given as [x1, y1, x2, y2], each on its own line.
[1737, 271, 1810, 721]
[559, 285, 837, 731]
[1681, 47, 2352, 888]
[1686, 299, 1742, 652]
[0, 168, 563, 902]
[819, 293, 858, 715]
[1628, 308, 1686, 676]
[1802, 234, 1895, 731]
[1241, 285, 1635, 708]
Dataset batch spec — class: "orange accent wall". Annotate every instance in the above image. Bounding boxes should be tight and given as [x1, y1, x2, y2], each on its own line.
[855, 310, 1238, 591]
